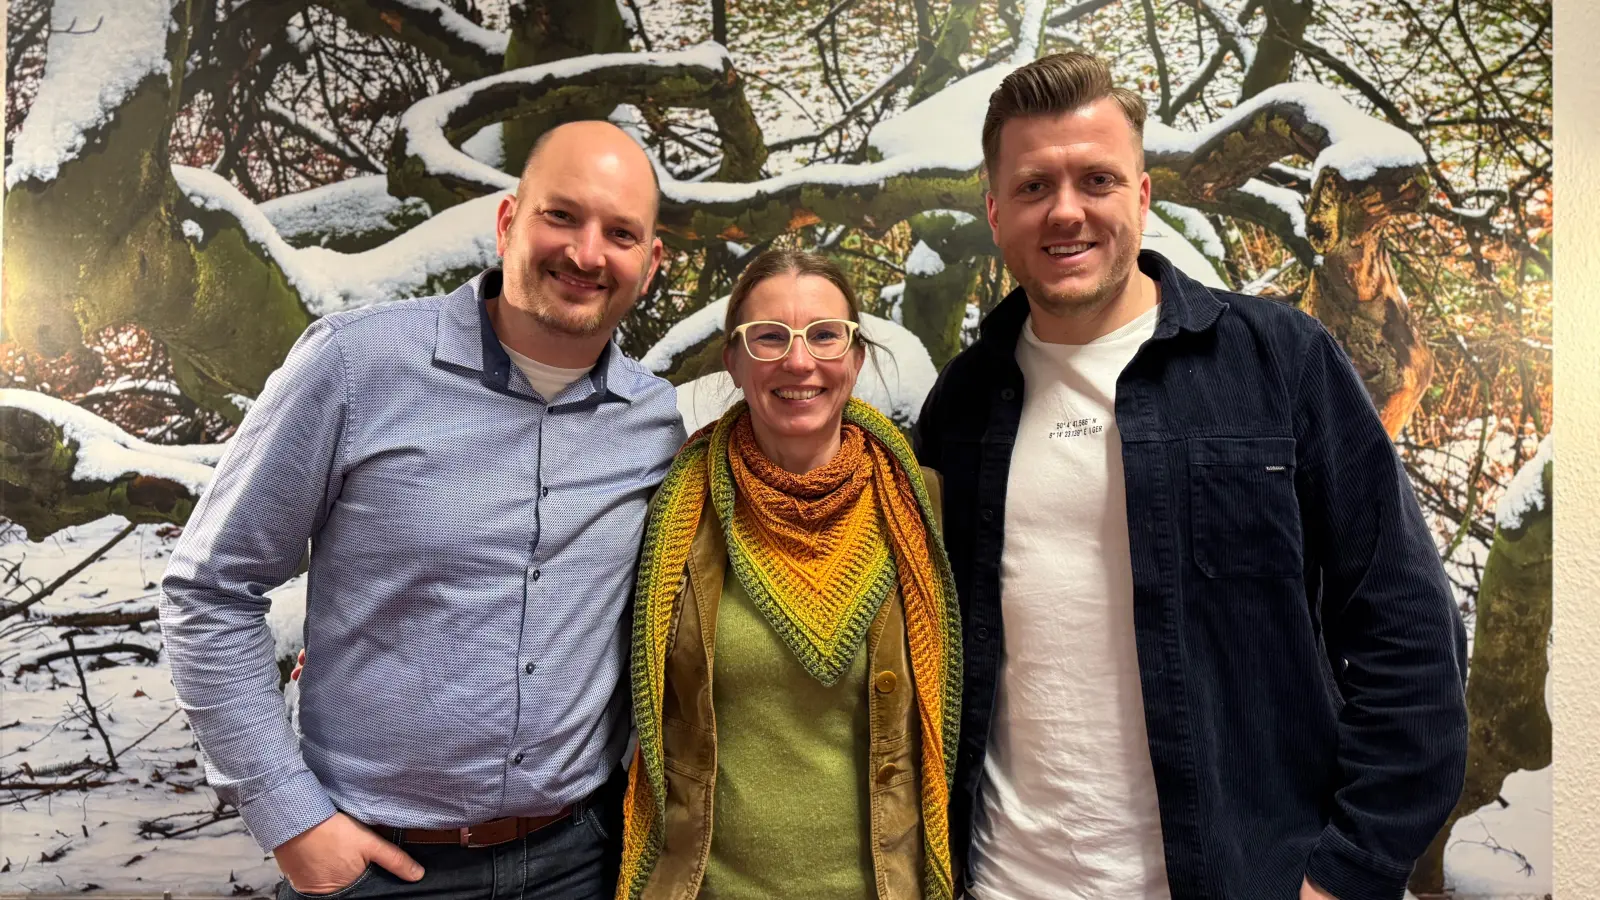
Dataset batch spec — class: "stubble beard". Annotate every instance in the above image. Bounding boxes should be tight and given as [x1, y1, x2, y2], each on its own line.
[1008, 235, 1140, 322]
[506, 267, 627, 338]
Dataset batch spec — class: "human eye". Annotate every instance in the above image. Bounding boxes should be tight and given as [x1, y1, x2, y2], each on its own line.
[748, 324, 789, 345]
[544, 208, 574, 223]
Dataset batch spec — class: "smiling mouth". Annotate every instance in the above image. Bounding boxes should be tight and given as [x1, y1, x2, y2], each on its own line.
[774, 388, 823, 401]
[1045, 242, 1095, 259]
[548, 269, 606, 292]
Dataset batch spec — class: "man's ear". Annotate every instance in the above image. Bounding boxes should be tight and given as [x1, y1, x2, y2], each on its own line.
[986, 190, 1002, 247]
[641, 235, 665, 294]
[495, 195, 518, 258]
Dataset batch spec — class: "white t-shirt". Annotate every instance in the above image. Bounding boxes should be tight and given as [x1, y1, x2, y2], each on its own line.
[968, 304, 1171, 900]
[501, 343, 592, 402]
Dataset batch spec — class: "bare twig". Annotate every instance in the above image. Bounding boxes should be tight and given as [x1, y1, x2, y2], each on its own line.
[112, 708, 184, 764]
[0, 523, 139, 623]
[1141, 0, 1173, 116]
[18, 642, 161, 675]
[622, 0, 653, 50]
[51, 16, 104, 35]
[1046, 0, 1120, 27]
[46, 608, 160, 629]
[63, 636, 118, 772]
[139, 808, 241, 839]
[0, 779, 123, 791]
[711, 0, 728, 44]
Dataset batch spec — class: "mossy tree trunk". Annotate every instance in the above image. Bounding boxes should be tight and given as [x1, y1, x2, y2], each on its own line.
[500, 0, 633, 173]
[2, 0, 311, 421]
[1409, 454, 1553, 897]
[900, 212, 994, 369]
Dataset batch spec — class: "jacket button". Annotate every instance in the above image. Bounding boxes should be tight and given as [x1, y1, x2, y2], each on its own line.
[1000, 388, 1015, 401]
[980, 508, 994, 522]
[976, 627, 990, 641]
[874, 671, 897, 694]
[876, 763, 898, 784]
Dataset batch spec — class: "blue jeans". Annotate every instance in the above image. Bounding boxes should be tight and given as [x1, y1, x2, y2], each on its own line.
[276, 782, 622, 900]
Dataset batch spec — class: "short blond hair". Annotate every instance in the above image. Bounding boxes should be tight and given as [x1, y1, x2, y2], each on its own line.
[981, 52, 1147, 177]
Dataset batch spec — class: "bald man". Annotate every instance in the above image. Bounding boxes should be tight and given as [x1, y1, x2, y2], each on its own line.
[161, 121, 686, 900]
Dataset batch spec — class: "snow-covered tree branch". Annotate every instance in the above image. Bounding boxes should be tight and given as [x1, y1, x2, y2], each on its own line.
[0, 0, 1538, 541]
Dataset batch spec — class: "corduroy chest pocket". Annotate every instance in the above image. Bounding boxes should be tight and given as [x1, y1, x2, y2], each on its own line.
[1187, 437, 1303, 578]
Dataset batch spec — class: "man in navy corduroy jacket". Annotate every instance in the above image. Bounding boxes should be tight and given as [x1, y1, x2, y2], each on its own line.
[913, 52, 1467, 900]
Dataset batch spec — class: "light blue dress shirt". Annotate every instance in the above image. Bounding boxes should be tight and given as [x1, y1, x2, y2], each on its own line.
[160, 270, 685, 852]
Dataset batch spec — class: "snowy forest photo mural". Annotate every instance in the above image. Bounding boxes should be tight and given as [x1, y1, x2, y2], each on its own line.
[0, 0, 1551, 896]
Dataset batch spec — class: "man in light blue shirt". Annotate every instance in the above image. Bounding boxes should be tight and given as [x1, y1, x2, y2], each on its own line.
[160, 121, 686, 900]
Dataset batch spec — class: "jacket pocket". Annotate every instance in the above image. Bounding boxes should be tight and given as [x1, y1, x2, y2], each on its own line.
[1187, 437, 1303, 578]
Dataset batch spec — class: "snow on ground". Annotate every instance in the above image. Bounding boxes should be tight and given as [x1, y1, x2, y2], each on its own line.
[0, 518, 299, 896]
[0, 505, 1552, 897]
[5, 0, 177, 189]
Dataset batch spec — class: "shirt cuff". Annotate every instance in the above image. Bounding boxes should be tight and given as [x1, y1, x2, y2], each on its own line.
[1303, 824, 1416, 900]
[237, 769, 338, 853]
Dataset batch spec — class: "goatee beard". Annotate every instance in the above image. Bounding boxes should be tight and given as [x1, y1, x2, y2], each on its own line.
[530, 303, 608, 337]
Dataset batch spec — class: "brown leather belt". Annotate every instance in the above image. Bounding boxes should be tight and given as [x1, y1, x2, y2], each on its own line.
[371, 807, 573, 848]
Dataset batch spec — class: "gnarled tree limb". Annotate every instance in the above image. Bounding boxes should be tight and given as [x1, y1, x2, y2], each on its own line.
[317, 0, 506, 82]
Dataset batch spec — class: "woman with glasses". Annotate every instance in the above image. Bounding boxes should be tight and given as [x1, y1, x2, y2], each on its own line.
[616, 249, 961, 900]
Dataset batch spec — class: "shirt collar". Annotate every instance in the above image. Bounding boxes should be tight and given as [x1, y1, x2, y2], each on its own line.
[434, 268, 636, 405]
[977, 249, 1228, 352]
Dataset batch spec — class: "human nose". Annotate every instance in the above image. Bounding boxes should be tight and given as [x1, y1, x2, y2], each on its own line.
[567, 222, 606, 272]
[1045, 186, 1086, 230]
[780, 331, 817, 372]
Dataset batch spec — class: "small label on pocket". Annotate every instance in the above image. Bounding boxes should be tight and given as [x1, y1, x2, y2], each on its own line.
[1265, 465, 1287, 472]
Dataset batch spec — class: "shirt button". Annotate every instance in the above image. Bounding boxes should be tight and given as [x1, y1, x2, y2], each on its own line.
[531, 569, 541, 581]
[541, 486, 550, 498]
[874, 671, 897, 694]
[524, 661, 536, 675]
[511, 752, 525, 765]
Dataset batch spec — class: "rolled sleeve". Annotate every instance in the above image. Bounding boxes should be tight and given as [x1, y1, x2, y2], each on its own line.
[159, 319, 350, 852]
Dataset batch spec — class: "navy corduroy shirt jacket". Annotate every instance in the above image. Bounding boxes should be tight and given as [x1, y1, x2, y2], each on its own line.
[912, 250, 1468, 900]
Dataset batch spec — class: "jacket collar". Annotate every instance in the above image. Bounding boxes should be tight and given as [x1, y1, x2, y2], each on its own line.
[976, 249, 1229, 354]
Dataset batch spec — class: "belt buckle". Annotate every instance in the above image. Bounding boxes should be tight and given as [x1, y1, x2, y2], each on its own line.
[459, 825, 492, 848]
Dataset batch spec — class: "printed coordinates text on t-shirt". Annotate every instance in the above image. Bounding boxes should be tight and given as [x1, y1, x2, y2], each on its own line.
[1048, 417, 1104, 439]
